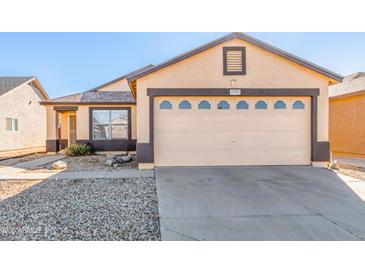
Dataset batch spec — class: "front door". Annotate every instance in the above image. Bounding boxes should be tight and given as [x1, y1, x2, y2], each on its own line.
[68, 115, 77, 146]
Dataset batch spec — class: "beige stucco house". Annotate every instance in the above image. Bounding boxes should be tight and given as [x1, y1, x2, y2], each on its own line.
[42, 32, 343, 169]
[0, 77, 49, 155]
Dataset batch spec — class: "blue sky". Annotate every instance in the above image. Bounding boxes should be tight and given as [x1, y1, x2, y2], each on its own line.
[0, 32, 364, 98]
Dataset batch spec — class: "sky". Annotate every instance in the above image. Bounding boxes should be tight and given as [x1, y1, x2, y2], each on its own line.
[0, 32, 364, 98]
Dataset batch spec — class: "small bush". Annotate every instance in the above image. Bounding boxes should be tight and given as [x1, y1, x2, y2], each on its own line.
[65, 144, 93, 156]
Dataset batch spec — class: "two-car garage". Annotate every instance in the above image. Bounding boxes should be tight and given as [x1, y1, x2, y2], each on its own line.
[154, 96, 311, 167]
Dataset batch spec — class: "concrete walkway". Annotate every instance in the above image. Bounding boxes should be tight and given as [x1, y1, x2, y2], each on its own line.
[334, 156, 365, 169]
[0, 169, 154, 180]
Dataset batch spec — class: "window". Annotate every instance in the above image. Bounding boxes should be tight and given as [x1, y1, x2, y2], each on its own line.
[198, 100, 211, 109]
[179, 100, 192, 109]
[236, 100, 249, 109]
[217, 100, 230, 109]
[274, 100, 286, 109]
[293, 100, 305, 109]
[160, 100, 172, 109]
[5, 118, 18, 131]
[223, 47, 246, 75]
[92, 109, 128, 140]
[255, 101, 267, 109]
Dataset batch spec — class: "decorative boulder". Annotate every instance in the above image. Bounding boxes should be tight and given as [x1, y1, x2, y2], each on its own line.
[52, 160, 67, 170]
[105, 159, 114, 166]
[116, 155, 132, 163]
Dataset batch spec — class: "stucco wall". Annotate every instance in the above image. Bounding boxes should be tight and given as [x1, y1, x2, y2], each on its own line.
[46, 104, 137, 141]
[136, 38, 331, 147]
[0, 82, 46, 151]
[330, 93, 365, 157]
[97, 79, 131, 91]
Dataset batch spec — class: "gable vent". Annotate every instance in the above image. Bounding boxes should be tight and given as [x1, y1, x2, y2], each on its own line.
[223, 47, 246, 75]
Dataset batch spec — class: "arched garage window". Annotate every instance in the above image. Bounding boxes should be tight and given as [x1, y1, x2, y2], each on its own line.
[274, 100, 286, 109]
[179, 100, 192, 109]
[160, 100, 172, 109]
[293, 100, 305, 109]
[236, 100, 249, 110]
[255, 100, 267, 109]
[217, 100, 230, 109]
[198, 100, 211, 109]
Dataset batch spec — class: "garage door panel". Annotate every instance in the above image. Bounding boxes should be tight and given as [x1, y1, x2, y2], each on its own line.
[155, 96, 311, 166]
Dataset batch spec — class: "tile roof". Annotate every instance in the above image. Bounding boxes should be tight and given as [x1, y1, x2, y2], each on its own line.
[0, 76, 34, 96]
[329, 72, 365, 98]
[44, 90, 135, 104]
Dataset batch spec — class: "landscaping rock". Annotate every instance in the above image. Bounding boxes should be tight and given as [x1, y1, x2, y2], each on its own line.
[116, 155, 132, 163]
[104, 159, 114, 167]
[52, 160, 67, 170]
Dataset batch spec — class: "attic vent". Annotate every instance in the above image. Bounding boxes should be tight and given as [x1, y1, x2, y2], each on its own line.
[223, 47, 246, 75]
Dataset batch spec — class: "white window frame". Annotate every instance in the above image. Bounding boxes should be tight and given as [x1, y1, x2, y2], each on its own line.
[5, 117, 18, 131]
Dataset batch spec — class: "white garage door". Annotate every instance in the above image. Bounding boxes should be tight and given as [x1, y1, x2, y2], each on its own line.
[154, 96, 311, 166]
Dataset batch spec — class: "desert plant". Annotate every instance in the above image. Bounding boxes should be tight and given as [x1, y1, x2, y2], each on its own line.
[65, 144, 93, 156]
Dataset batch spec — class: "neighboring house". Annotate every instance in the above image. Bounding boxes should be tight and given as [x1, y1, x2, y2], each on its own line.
[42, 32, 343, 169]
[329, 72, 365, 158]
[0, 77, 49, 154]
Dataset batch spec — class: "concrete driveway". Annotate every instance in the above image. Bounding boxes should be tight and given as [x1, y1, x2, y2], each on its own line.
[155, 166, 365, 240]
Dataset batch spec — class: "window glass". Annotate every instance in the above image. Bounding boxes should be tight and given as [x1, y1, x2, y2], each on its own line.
[92, 110, 109, 124]
[5, 118, 12, 131]
[255, 101, 267, 109]
[293, 100, 305, 109]
[236, 101, 249, 109]
[274, 100, 286, 109]
[179, 100, 192, 109]
[13, 119, 18, 131]
[92, 109, 128, 140]
[160, 100, 172, 109]
[198, 100, 211, 109]
[217, 100, 230, 109]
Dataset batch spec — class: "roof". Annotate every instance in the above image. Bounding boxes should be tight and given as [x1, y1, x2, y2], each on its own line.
[127, 32, 343, 83]
[0, 76, 34, 96]
[41, 90, 135, 105]
[330, 72, 365, 99]
[88, 64, 154, 91]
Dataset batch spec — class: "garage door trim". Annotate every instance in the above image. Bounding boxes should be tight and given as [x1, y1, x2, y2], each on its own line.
[137, 88, 329, 164]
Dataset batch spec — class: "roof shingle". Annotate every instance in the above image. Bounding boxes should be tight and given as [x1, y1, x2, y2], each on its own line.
[330, 72, 365, 98]
[44, 90, 135, 104]
[0, 76, 34, 96]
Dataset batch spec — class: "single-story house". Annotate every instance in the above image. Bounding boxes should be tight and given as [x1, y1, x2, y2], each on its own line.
[41, 32, 343, 169]
[0, 77, 49, 155]
[329, 72, 365, 158]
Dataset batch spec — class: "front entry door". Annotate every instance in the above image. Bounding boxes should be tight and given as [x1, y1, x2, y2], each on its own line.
[68, 115, 77, 146]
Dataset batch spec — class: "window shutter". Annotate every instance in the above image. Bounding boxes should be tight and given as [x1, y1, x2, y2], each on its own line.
[223, 47, 246, 75]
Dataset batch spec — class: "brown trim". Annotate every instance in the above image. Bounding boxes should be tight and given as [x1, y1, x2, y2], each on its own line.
[46, 140, 59, 153]
[41, 101, 136, 106]
[59, 139, 68, 149]
[54, 106, 79, 111]
[77, 139, 136, 151]
[88, 107, 132, 141]
[127, 32, 343, 82]
[138, 88, 330, 164]
[223, 47, 246, 75]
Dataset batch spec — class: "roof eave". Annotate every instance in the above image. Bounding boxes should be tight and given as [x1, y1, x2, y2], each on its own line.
[127, 32, 343, 83]
[40, 101, 136, 105]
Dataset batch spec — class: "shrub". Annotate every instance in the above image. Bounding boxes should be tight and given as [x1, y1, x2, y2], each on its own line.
[65, 144, 93, 156]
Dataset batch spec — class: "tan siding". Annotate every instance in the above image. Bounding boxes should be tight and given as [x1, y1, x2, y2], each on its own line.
[0, 83, 46, 151]
[330, 94, 365, 157]
[97, 79, 131, 91]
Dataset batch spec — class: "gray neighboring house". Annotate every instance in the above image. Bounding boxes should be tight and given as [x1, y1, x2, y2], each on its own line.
[0, 77, 49, 154]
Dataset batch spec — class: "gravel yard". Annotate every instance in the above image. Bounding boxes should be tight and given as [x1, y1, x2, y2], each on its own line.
[29, 155, 137, 172]
[0, 177, 160, 240]
[0, 153, 47, 168]
[336, 164, 365, 181]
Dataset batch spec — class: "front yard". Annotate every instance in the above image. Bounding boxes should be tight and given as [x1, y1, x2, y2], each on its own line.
[0, 153, 160, 241]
